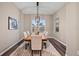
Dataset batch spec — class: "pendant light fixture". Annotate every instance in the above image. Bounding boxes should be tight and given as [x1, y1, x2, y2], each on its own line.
[35, 2, 40, 34]
[35, 2, 40, 26]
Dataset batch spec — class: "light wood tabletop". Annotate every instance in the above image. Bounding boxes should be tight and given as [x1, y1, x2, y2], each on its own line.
[23, 35, 47, 41]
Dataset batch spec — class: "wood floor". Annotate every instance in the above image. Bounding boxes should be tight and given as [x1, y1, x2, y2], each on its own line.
[1, 38, 66, 56]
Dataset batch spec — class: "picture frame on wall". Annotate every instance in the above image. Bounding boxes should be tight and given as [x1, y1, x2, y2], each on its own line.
[8, 16, 17, 30]
[55, 17, 59, 32]
[56, 26, 59, 32]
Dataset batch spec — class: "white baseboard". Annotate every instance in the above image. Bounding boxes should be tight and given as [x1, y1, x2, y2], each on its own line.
[0, 39, 22, 56]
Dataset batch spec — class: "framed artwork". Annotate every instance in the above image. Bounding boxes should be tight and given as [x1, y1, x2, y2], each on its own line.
[56, 26, 59, 32]
[8, 16, 17, 30]
[55, 17, 59, 32]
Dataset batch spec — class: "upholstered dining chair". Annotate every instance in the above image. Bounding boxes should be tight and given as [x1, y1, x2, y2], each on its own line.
[44, 31, 48, 36]
[23, 32, 27, 38]
[26, 31, 30, 35]
[31, 35, 42, 56]
[23, 32, 30, 49]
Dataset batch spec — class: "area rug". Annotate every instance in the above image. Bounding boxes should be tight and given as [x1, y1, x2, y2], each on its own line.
[10, 41, 61, 56]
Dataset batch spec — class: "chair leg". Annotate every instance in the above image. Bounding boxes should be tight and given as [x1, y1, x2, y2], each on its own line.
[45, 43, 46, 48]
[31, 50, 33, 56]
[43, 43, 47, 49]
[40, 50, 42, 56]
[25, 43, 27, 49]
[42, 41, 43, 49]
[28, 43, 31, 49]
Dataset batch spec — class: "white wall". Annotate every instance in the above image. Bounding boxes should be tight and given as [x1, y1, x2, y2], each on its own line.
[76, 3, 79, 55]
[24, 15, 32, 32]
[65, 3, 78, 56]
[52, 3, 78, 55]
[0, 3, 24, 53]
[19, 12, 25, 39]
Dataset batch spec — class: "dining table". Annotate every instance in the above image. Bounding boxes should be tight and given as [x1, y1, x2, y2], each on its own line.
[23, 35, 47, 41]
[23, 34, 48, 49]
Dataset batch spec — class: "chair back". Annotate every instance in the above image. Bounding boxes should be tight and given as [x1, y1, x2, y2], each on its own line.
[31, 35, 42, 50]
[44, 31, 48, 36]
[23, 32, 27, 38]
[27, 31, 30, 35]
[31, 32, 35, 35]
[39, 33, 44, 36]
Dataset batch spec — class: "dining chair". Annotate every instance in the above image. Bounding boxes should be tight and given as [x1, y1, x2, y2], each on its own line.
[39, 32, 48, 49]
[23, 32, 27, 38]
[31, 32, 35, 35]
[26, 31, 30, 35]
[23, 32, 30, 49]
[31, 35, 42, 56]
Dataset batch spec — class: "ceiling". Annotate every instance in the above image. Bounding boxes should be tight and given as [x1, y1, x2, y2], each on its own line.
[14, 2, 66, 15]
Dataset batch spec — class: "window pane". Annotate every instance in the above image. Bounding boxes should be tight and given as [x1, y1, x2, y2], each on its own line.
[39, 26, 45, 32]
[40, 19, 46, 26]
[32, 19, 36, 27]
[32, 18, 46, 33]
